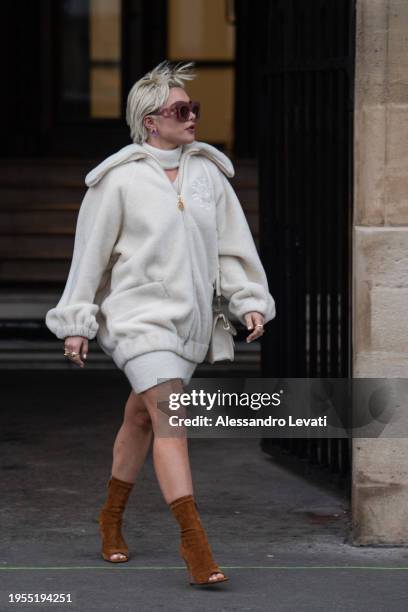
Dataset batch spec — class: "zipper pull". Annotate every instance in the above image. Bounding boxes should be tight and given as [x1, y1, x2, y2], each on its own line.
[177, 194, 185, 210]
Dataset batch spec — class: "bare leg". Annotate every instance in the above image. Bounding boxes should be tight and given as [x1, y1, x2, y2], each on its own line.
[107, 389, 153, 560]
[140, 379, 225, 582]
[140, 378, 193, 502]
[111, 389, 153, 482]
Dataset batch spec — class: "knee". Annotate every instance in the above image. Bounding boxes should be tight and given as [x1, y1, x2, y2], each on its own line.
[126, 409, 152, 431]
[124, 393, 153, 431]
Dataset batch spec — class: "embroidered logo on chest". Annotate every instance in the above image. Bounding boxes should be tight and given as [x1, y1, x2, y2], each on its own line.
[190, 175, 213, 210]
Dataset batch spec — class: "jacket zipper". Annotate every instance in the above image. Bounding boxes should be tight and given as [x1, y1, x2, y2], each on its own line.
[142, 148, 201, 343]
[176, 152, 199, 342]
[140, 147, 198, 206]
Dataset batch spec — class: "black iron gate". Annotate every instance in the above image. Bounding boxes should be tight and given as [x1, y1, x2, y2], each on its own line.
[255, 0, 356, 482]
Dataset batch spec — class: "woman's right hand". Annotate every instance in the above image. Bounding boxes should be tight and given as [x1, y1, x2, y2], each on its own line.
[63, 336, 89, 368]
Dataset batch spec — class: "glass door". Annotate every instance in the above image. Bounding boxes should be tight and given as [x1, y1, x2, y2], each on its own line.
[41, 0, 167, 156]
[57, 0, 123, 121]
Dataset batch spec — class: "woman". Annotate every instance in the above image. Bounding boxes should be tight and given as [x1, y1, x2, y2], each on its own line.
[45, 60, 276, 586]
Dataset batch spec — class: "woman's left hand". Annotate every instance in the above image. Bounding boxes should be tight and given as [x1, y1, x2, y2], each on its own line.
[244, 311, 265, 343]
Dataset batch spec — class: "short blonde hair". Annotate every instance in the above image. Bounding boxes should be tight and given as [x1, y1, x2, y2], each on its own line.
[126, 60, 196, 144]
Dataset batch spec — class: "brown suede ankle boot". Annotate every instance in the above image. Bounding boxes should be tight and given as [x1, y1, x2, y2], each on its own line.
[169, 494, 229, 586]
[98, 475, 134, 563]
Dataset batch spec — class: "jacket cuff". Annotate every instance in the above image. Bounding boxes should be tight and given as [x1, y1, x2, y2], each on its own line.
[55, 324, 98, 340]
[228, 296, 276, 327]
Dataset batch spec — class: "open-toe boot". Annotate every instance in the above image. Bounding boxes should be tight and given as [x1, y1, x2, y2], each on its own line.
[169, 494, 229, 586]
[98, 475, 134, 563]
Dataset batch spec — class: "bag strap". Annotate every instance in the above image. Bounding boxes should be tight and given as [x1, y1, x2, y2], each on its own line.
[215, 260, 221, 297]
[214, 259, 222, 311]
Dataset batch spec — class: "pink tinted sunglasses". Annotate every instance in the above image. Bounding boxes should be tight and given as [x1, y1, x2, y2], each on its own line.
[150, 100, 200, 122]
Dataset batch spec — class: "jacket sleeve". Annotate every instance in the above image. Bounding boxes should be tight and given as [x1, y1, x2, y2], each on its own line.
[214, 169, 276, 326]
[45, 172, 124, 340]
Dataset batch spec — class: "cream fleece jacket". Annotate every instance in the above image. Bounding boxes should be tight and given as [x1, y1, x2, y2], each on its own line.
[45, 140, 276, 368]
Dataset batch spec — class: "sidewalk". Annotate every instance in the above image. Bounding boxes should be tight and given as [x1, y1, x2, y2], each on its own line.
[1, 370, 408, 612]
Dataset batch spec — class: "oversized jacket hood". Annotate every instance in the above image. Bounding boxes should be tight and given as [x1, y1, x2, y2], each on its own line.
[85, 140, 235, 187]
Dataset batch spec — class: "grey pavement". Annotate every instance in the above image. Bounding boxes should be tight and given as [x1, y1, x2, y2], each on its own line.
[1, 370, 408, 612]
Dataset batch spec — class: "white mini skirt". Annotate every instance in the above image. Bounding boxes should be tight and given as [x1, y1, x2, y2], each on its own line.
[123, 350, 198, 394]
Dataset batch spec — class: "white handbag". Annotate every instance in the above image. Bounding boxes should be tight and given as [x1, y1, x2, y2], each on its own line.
[205, 264, 238, 364]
